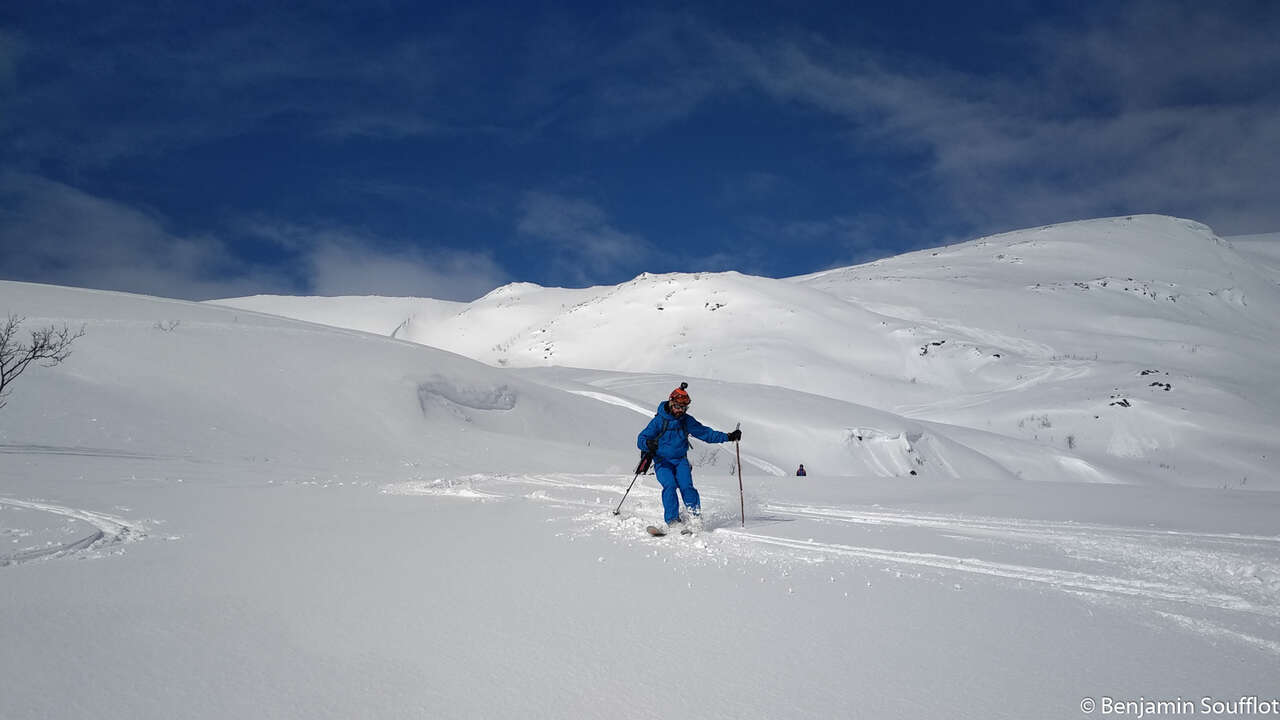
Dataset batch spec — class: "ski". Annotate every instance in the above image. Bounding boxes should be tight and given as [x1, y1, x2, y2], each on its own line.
[646, 525, 693, 537]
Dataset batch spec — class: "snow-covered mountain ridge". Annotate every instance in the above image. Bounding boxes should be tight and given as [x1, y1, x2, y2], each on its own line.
[216, 215, 1280, 489]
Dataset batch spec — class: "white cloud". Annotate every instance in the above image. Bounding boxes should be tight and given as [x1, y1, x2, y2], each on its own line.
[246, 222, 508, 300]
[308, 242, 505, 299]
[707, 4, 1280, 236]
[516, 191, 645, 282]
[0, 172, 288, 299]
[543, 6, 1279, 237]
[0, 174, 507, 301]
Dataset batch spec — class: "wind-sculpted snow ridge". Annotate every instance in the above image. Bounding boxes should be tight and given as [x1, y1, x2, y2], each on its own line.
[0, 497, 144, 566]
[418, 377, 518, 415]
[384, 471, 1280, 654]
[210, 294, 464, 338]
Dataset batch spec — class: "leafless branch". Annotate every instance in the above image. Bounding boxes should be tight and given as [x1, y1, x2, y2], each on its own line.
[0, 314, 86, 410]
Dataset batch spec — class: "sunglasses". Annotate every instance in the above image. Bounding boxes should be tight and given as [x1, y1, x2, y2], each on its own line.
[670, 400, 690, 411]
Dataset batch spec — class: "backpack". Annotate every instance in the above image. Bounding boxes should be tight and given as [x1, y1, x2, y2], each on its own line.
[637, 413, 690, 473]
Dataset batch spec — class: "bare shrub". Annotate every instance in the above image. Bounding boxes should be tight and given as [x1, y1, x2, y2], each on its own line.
[0, 314, 86, 410]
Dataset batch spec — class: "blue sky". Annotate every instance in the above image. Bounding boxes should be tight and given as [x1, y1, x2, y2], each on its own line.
[2, 1, 1278, 301]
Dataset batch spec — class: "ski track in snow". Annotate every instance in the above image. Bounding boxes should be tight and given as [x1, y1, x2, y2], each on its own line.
[0, 497, 143, 567]
[721, 530, 1277, 618]
[740, 507, 1280, 625]
[384, 472, 1280, 652]
[766, 502, 1280, 545]
[0, 443, 168, 459]
[563, 390, 653, 416]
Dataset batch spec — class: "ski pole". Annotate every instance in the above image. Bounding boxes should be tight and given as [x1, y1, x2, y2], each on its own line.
[614, 452, 652, 516]
[735, 422, 745, 527]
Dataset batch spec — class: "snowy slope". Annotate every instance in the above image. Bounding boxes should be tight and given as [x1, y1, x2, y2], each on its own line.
[215, 293, 465, 340]
[218, 215, 1280, 490]
[1230, 232, 1280, 273]
[3, 275, 1280, 719]
[0, 281, 643, 476]
[794, 216, 1280, 489]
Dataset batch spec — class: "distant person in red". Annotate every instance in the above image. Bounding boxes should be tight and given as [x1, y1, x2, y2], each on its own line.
[796, 464, 807, 476]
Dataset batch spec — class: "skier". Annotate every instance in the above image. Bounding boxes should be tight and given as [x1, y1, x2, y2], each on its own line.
[637, 383, 741, 533]
[796, 464, 807, 476]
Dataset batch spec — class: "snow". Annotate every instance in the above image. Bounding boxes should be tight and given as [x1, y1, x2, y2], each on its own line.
[221, 215, 1280, 490]
[3, 215, 1279, 718]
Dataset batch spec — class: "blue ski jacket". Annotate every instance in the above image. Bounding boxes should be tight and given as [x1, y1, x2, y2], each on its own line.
[637, 402, 730, 460]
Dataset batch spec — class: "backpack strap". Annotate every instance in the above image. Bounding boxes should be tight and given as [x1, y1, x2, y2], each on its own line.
[652, 414, 690, 451]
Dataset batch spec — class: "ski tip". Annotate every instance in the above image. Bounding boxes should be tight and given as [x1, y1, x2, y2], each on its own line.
[645, 525, 666, 537]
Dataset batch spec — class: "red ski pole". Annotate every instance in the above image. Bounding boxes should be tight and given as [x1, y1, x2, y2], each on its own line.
[734, 422, 745, 527]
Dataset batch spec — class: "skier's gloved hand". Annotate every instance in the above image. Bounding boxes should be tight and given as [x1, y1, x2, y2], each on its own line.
[726, 429, 742, 442]
[646, 437, 659, 453]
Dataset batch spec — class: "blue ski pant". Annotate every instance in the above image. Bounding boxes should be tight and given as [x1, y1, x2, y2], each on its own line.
[654, 457, 700, 523]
